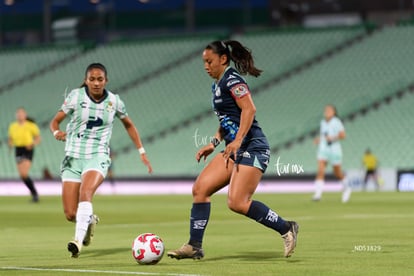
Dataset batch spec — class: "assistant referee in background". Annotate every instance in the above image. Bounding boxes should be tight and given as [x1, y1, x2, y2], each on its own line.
[8, 107, 41, 202]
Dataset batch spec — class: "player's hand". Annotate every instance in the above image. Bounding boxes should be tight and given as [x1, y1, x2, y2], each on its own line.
[223, 139, 242, 167]
[54, 131, 67, 142]
[140, 153, 153, 174]
[196, 143, 215, 162]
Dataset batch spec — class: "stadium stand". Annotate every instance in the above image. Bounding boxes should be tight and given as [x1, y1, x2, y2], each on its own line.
[2, 24, 414, 179]
[231, 27, 366, 88]
[275, 88, 414, 174]
[0, 35, 218, 178]
[0, 45, 83, 92]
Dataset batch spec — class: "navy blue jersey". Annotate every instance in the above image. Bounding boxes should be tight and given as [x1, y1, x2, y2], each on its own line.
[211, 67, 266, 146]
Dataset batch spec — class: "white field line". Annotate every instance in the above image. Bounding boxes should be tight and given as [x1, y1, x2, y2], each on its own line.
[1, 266, 204, 276]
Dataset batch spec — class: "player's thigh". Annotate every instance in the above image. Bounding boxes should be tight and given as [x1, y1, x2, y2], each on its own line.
[316, 159, 327, 175]
[193, 153, 232, 202]
[227, 165, 263, 213]
[62, 181, 81, 221]
[78, 155, 110, 200]
[79, 170, 105, 201]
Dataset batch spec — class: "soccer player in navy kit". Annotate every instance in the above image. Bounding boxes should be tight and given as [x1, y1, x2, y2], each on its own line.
[168, 40, 298, 260]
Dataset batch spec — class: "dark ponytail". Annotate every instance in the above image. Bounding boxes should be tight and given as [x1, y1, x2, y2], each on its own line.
[205, 40, 262, 77]
[80, 62, 108, 87]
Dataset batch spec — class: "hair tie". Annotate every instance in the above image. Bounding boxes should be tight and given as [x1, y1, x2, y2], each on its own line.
[221, 41, 227, 49]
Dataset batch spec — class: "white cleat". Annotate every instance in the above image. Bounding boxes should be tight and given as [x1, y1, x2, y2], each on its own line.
[68, 240, 82, 258]
[282, 221, 299, 258]
[83, 214, 99, 246]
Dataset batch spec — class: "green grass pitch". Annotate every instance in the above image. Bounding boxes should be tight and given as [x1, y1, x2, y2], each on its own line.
[0, 191, 412, 275]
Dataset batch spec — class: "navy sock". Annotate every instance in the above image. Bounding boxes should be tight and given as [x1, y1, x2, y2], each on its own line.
[246, 200, 290, 235]
[22, 177, 38, 197]
[188, 202, 210, 248]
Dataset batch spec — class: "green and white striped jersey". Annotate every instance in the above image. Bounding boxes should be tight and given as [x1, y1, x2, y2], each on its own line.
[61, 87, 127, 159]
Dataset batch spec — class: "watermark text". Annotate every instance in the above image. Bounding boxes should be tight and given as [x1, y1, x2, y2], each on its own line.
[274, 156, 304, 176]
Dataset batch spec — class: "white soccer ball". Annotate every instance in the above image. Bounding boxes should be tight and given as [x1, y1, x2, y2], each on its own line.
[132, 233, 165, 265]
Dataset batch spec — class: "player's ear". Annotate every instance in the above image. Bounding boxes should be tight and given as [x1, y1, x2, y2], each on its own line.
[219, 54, 228, 66]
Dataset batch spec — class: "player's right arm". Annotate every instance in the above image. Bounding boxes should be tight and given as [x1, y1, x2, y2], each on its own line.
[50, 110, 67, 142]
[50, 89, 76, 142]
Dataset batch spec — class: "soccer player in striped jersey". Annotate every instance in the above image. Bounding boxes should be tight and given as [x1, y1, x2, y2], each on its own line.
[8, 107, 41, 202]
[312, 104, 351, 203]
[167, 40, 298, 260]
[50, 63, 152, 258]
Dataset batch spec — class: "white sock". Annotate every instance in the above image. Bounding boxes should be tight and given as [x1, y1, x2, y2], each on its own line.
[341, 178, 352, 203]
[75, 201, 93, 243]
[313, 179, 324, 200]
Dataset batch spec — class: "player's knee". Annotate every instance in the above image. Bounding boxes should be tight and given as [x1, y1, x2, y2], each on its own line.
[227, 197, 246, 215]
[192, 179, 208, 199]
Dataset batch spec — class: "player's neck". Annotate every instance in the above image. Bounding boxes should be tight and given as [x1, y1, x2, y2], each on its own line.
[215, 66, 230, 83]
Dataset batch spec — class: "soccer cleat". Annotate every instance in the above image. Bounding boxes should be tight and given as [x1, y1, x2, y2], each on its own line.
[167, 244, 204, 260]
[31, 195, 39, 203]
[311, 196, 321, 202]
[67, 240, 82, 258]
[281, 221, 299, 258]
[83, 214, 99, 246]
[342, 185, 352, 203]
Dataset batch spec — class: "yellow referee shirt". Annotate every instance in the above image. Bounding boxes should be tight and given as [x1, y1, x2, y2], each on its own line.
[8, 121, 40, 147]
[362, 153, 377, 170]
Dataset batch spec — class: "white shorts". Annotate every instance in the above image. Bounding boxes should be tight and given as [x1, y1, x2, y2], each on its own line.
[61, 155, 111, 182]
[317, 148, 342, 166]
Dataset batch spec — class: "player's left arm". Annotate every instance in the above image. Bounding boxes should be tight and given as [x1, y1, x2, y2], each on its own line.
[7, 124, 14, 150]
[327, 120, 345, 143]
[337, 130, 345, 140]
[120, 116, 153, 174]
[334, 121, 346, 141]
[32, 124, 41, 147]
[223, 93, 256, 161]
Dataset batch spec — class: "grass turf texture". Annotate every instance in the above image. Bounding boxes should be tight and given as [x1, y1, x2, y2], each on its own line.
[0, 192, 412, 276]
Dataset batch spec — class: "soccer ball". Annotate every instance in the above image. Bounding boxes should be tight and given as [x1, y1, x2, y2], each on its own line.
[132, 233, 165, 265]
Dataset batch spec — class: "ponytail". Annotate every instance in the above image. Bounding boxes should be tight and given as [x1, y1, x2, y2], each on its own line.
[205, 40, 262, 77]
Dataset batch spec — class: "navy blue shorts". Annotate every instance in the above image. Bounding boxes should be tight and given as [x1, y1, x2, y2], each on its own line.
[228, 137, 270, 173]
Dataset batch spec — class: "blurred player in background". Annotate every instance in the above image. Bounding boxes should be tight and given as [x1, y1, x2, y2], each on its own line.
[362, 148, 379, 191]
[312, 104, 351, 203]
[50, 63, 153, 258]
[8, 107, 41, 202]
[168, 40, 298, 260]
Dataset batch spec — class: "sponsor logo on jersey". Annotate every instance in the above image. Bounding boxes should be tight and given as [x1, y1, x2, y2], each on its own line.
[226, 74, 236, 80]
[227, 79, 241, 87]
[80, 101, 88, 108]
[230, 84, 249, 98]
